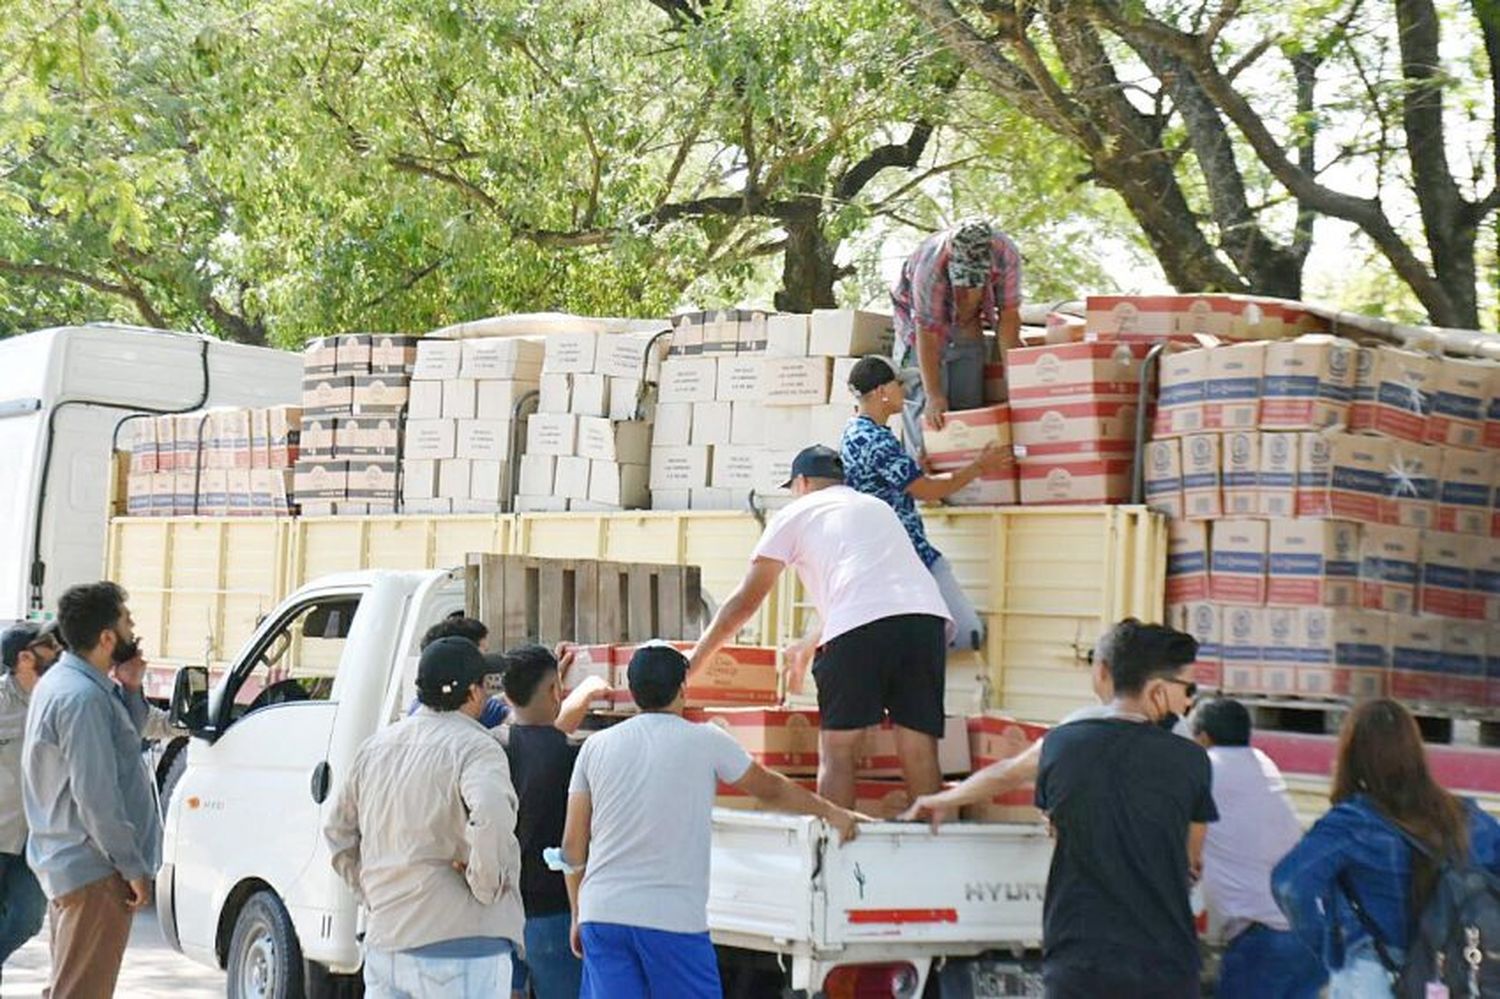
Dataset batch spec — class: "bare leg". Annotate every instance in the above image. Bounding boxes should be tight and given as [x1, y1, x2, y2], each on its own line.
[894, 725, 942, 799]
[818, 728, 865, 808]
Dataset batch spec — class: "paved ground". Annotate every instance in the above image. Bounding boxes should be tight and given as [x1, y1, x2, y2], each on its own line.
[5, 907, 225, 998]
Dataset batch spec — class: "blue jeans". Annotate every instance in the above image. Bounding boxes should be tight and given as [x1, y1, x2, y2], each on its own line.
[1217, 924, 1327, 999]
[1328, 940, 1396, 999]
[522, 912, 582, 999]
[899, 336, 988, 459]
[0, 851, 46, 965]
[929, 556, 984, 651]
[579, 922, 719, 999]
[363, 941, 514, 999]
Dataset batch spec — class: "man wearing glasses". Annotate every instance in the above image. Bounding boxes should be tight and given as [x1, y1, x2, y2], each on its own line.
[1033, 619, 1215, 999]
[0, 622, 62, 979]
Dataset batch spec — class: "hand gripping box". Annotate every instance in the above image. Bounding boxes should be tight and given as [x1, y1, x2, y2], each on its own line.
[1153, 348, 1209, 438]
[1143, 439, 1183, 518]
[1220, 605, 1265, 694]
[1181, 433, 1222, 519]
[1203, 342, 1266, 430]
[1003, 342, 1146, 404]
[1209, 518, 1268, 606]
[1426, 358, 1496, 449]
[1266, 518, 1359, 607]
[922, 405, 1011, 469]
[1359, 524, 1421, 615]
[1259, 336, 1356, 431]
[1419, 531, 1477, 620]
[1437, 450, 1495, 536]
[1347, 346, 1436, 443]
[1389, 616, 1445, 703]
[1167, 520, 1210, 604]
[1220, 431, 1260, 516]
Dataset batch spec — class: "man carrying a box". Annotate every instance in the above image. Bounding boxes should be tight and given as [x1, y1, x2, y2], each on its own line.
[688, 445, 955, 808]
[890, 218, 1022, 453]
[842, 356, 1009, 650]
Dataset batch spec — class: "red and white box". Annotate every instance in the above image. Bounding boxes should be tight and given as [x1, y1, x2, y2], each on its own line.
[1153, 348, 1209, 438]
[1325, 433, 1391, 524]
[1016, 451, 1132, 505]
[1419, 532, 1477, 620]
[1143, 439, 1184, 518]
[1172, 600, 1222, 688]
[1348, 347, 1436, 443]
[609, 643, 779, 709]
[1295, 431, 1333, 517]
[1210, 518, 1268, 605]
[1220, 605, 1264, 694]
[690, 707, 821, 776]
[1437, 449, 1494, 536]
[558, 644, 615, 711]
[1443, 621, 1488, 705]
[1302, 607, 1388, 701]
[1258, 433, 1298, 518]
[1167, 519, 1210, 604]
[1426, 358, 1496, 450]
[860, 716, 972, 778]
[1203, 342, 1266, 430]
[1359, 524, 1421, 615]
[1259, 336, 1357, 431]
[966, 715, 1049, 769]
[923, 404, 1011, 466]
[1220, 431, 1260, 516]
[1176, 295, 1282, 340]
[1266, 518, 1359, 607]
[1085, 295, 1182, 339]
[1389, 616, 1445, 703]
[1181, 433, 1222, 519]
[1382, 441, 1442, 529]
[1009, 398, 1137, 456]
[1004, 342, 1147, 403]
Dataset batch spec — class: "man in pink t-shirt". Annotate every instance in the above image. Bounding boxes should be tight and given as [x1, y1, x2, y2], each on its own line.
[687, 446, 953, 807]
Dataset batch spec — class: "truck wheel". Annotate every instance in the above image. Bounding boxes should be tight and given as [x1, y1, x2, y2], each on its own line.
[226, 890, 305, 999]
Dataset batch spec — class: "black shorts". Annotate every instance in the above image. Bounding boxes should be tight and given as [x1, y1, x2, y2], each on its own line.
[812, 613, 946, 738]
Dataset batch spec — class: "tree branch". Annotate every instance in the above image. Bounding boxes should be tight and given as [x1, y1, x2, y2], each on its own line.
[0, 257, 167, 329]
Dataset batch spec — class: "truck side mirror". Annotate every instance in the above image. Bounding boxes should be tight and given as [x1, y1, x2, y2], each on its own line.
[169, 666, 210, 733]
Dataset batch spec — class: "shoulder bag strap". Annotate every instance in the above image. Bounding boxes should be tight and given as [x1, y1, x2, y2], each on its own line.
[1337, 870, 1401, 975]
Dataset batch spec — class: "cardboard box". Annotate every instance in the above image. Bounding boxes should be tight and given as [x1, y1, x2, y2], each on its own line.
[859, 716, 972, 778]
[1347, 346, 1436, 442]
[1420, 531, 1476, 620]
[691, 402, 733, 447]
[268, 406, 302, 469]
[610, 643, 779, 708]
[1258, 432, 1298, 518]
[608, 378, 650, 423]
[197, 467, 230, 516]
[650, 446, 712, 490]
[246, 409, 269, 470]
[1177, 294, 1281, 340]
[412, 339, 463, 381]
[347, 458, 398, 502]
[1310, 609, 1390, 701]
[1153, 348, 1208, 437]
[294, 459, 347, 501]
[810, 404, 853, 450]
[152, 415, 176, 472]
[438, 458, 473, 500]
[1288, 606, 1345, 698]
[965, 715, 1048, 774]
[552, 455, 590, 501]
[762, 357, 833, 407]
[1295, 432, 1332, 517]
[658, 357, 719, 404]
[1267, 519, 1359, 607]
[352, 372, 410, 414]
[1084, 295, 1180, 338]
[569, 374, 610, 419]
[1220, 605, 1265, 693]
[538, 372, 572, 415]
[553, 644, 615, 711]
[441, 379, 478, 421]
[151, 471, 177, 515]
[647, 402, 689, 449]
[1259, 606, 1300, 696]
[125, 473, 153, 516]
[1004, 342, 1145, 403]
[1015, 452, 1131, 505]
[335, 334, 372, 375]
[595, 331, 667, 381]
[1143, 439, 1182, 518]
[1383, 441, 1441, 529]
[302, 375, 355, 415]
[525, 413, 579, 457]
[1488, 390, 1500, 452]
[371, 335, 420, 374]
[945, 469, 1018, 506]
[1210, 519, 1268, 605]
[128, 419, 159, 474]
[299, 416, 337, 460]
[407, 380, 443, 420]
[1326, 433, 1391, 523]
[763, 407, 813, 448]
[1175, 601, 1222, 687]
[652, 488, 691, 511]
[337, 416, 400, 457]
[716, 357, 764, 402]
[401, 459, 438, 502]
[739, 311, 769, 354]
[755, 448, 794, 495]
[542, 330, 600, 374]
[477, 380, 540, 421]
[808, 310, 894, 358]
[1204, 342, 1266, 430]
[766, 313, 810, 357]
[405, 497, 455, 514]
[1426, 358, 1495, 449]
[1259, 336, 1356, 430]
[457, 419, 512, 462]
[302, 336, 339, 376]
[404, 419, 458, 461]
[516, 453, 555, 497]
[1437, 449, 1494, 536]
[1167, 520, 1210, 604]
[691, 707, 822, 775]
[250, 468, 295, 515]
[1180, 433, 1222, 519]
[703, 310, 739, 356]
[1220, 431, 1260, 515]
[731, 402, 766, 446]
[1359, 524, 1421, 615]
[711, 445, 759, 490]
[669, 313, 704, 357]
[578, 418, 650, 464]
[1389, 616, 1445, 703]
[984, 362, 1007, 404]
[588, 461, 648, 508]
[1444, 620, 1488, 703]
[1010, 398, 1135, 456]
[1476, 542, 1500, 622]
[216, 409, 252, 468]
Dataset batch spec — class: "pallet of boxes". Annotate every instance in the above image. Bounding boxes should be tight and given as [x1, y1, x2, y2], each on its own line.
[512, 326, 665, 512]
[1149, 324, 1500, 713]
[122, 405, 301, 517]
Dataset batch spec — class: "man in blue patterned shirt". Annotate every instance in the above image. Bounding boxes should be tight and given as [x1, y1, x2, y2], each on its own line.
[840, 356, 1009, 651]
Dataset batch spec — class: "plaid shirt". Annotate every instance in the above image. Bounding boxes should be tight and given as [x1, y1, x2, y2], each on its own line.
[890, 226, 1022, 351]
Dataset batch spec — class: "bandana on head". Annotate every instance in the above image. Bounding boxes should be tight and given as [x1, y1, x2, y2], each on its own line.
[947, 219, 994, 288]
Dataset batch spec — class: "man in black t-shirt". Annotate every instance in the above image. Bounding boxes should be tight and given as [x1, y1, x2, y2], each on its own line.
[1035, 620, 1216, 999]
[502, 645, 588, 999]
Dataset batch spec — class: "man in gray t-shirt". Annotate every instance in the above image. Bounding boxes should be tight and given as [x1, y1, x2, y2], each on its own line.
[560, 644, 860, 998]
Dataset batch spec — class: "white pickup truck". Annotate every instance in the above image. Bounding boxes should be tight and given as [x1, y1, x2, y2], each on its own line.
[157, 567, 1051, 998]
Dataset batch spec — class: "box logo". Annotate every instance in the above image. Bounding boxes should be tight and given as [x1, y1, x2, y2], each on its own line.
[1329, 347, 1350, 380]
[1269, 436, 1290, 462]
[1190, 437, 1213, 463]
[1229, 609, 1253, 639]
[1152, 446, 1171, 474]
[1036, 353, 1061, 383]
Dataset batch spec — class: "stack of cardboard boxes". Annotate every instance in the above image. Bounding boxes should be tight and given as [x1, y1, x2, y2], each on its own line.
[649, 310, 891, 510]
[124, 406, 302, 516]
[296, 334, 417, 516]
[1152, 337, 1500, 708]
[1084, 293, 1326, 344]
[514, 329, 664, 512]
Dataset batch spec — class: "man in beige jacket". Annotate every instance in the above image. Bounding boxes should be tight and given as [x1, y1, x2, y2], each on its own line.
[325, 636, 523, 998]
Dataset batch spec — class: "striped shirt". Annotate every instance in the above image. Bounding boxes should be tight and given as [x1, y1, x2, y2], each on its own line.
[890, 226, 1022, 351]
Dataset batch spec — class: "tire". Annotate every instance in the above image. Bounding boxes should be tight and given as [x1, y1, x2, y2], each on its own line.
[226, 890, 305, 999]
[157, 739, 188, 817]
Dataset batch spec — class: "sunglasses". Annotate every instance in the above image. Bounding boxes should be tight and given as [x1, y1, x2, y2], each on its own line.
[1162, 677, 1198, 699]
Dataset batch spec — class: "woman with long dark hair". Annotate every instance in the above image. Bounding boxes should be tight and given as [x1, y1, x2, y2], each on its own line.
[1272, 699, 1500, 996]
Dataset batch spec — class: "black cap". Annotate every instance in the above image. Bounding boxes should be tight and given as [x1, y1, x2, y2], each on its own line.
[627, 642, 688, 697]
[2, 623, 44, 671]
[416, 636, 490, 697]
[848, 355, 899, 396]
[780, 445, 845, 489]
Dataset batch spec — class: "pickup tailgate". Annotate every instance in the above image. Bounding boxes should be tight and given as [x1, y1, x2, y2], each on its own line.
[709, 811, 1051, 952]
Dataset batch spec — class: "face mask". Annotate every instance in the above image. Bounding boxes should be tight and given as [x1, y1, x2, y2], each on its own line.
[110, 631, 141, 665]
[1156, 712, 1181, 733]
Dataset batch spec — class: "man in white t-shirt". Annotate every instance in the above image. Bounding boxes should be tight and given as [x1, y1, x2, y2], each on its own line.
[559, 644, 858, 998]
[688, 444, 953, 808]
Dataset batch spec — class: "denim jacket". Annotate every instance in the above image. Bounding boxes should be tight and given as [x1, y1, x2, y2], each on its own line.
[1271, 794, 1500, 970]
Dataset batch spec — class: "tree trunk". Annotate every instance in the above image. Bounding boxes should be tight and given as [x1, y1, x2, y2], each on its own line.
[775, 220, 841, 313]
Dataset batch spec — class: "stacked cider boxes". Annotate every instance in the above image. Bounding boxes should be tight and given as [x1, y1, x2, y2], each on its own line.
[124, 406, 301, 517]
[514, 328, 665, 512]
[1152, 334, 1500, 709]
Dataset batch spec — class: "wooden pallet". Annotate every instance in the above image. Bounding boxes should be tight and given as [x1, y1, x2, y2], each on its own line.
[465, 554, 703, 648]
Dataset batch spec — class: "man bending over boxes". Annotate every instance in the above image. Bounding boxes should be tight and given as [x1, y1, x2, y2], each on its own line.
[688, 444, 954, 807]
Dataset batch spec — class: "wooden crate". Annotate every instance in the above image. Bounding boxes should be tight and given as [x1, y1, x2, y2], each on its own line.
[465, 554, 703, 648]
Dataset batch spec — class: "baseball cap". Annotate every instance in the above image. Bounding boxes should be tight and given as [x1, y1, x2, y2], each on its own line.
[780, 445, 845, 489]
[947, 219, 994, 288]
[847, 355, 899, 396]
[415, 636, 491, 697]
[626, 642, 688, 701]
[2, 623, 51, 671]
